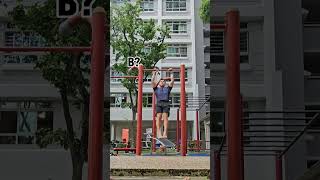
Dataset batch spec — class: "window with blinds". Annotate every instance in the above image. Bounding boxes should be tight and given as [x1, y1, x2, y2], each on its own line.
[211, 23, 249, 63]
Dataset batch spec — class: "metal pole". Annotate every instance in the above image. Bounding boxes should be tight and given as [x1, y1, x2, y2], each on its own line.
[226, 9, 241, 180]
[214, 151, 221, 180]
[152, 92, 156, 152]
[196, 110, 200, 151]
[176, 109, 180, 152]
[88, 7, 106, 180]
[276, 154, 283, 180]
[136, 64, 144, 155]
[211, 24, 227, 30]
[180, 64, 187, 156]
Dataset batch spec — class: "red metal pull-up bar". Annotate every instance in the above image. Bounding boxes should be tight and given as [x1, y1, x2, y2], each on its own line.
[211, 24, 226, 30]
[111, 76, 138, 79]
[144, 68, 181, 72]
[135, 64, 186, 156]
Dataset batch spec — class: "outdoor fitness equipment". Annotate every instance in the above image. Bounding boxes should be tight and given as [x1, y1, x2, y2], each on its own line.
[111, 64, 187, 156]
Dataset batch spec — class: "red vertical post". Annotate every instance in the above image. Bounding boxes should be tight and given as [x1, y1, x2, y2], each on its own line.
[88, 7, 106, 180]
[214, 151, 221, 180]
[152, 92, 156, 152]
[196, 110, 200, 151]
[176, 108, 180, 152]
[226, 9, 241, 180]
[136, 64, 144, 155]
[276, 154, 283, 180]
[180, 64, 187, 156]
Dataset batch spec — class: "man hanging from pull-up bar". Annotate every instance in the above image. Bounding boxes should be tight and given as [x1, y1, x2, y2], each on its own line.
[152, 67, 174, 138]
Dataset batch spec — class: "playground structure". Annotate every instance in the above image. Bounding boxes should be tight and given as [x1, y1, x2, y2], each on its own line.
[111, 64, 188, 156]
[0, 7, 106, 180]
[111, 66, 211, 156]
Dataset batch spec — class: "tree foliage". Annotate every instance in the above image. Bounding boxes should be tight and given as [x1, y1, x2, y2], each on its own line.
[199, 0, 210, 23]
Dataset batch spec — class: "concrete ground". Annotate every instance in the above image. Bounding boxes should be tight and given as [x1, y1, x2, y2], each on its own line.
[111, 156, 210, 169]
[110, 156, 210, 178]
[110, 176, 208, 180]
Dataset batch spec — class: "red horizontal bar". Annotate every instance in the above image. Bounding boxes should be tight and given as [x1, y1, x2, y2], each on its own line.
[111, 76, 138, 78]
[211, 24, 226, 29]
[0, 47, 91, 52]
[188, 148, 210, 150]
[144, 68, 180, 72]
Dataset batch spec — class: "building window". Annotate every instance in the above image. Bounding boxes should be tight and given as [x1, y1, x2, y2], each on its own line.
[307, 160, 319, 169]
[111, 70, 124, 83]
[112, 0, 131, 4]
[0, 101, 53, 144]
[204, 62, 210, 70]
[167, 44, 188, 57]
[4, 31, 46, 47]
[110, 94, 128, 107]
[166, 0, 186, 11]
[2, 55, 38, 64]
[142, 46, 151, 54]
[165, 21, 187, 34]
[165, 70, 188, 82]
[304, 52, 320, 77]
[211, 23, 249, 64]
[141, 0, 154, 12]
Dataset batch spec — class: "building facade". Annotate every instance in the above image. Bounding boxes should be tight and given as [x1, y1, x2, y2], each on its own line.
[210, 0, 320, 180]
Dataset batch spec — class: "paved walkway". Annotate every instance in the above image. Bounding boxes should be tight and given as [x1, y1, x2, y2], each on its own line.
[111, 156, 210, 169]
[111, 176, 208, 180]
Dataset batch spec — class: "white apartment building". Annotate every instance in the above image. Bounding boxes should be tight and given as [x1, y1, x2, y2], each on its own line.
[110, 0, 205, 144]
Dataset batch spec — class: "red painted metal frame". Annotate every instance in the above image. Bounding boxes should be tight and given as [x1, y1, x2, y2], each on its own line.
[152, 93, 156, 152]
[144, 68, 180, 72]
[180, 64, 187, 156]
[226, 9, 241, 180]
[276, 154, 283, 180]
[87, 8, 106, 180]
[110, 76, 138, 78]
[196, 110, 200, 152]
[136, 64, 144, 155]
[0, 47, 91, 52]
[211, 24, 226, 30]
[176, 108, 180, 152]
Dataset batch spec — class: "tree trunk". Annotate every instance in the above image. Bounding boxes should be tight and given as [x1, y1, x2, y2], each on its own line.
[128, 90, 136, 145]
[71, 155, 84, 180]
[131, 108, 136, 145]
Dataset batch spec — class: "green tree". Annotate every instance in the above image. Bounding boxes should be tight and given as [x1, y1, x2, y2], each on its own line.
[9, 0, 109, 179]
[199, 0, 210, 23]
[111, 0, 170, 143]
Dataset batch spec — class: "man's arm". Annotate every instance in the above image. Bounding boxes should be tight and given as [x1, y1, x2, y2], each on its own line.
[168, 68, 174, 87]
[151, 68, 159, 88]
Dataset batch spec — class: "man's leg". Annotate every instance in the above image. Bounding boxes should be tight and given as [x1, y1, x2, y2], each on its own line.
[162, 112, 169, 138]
[156, 113, 163, 138]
